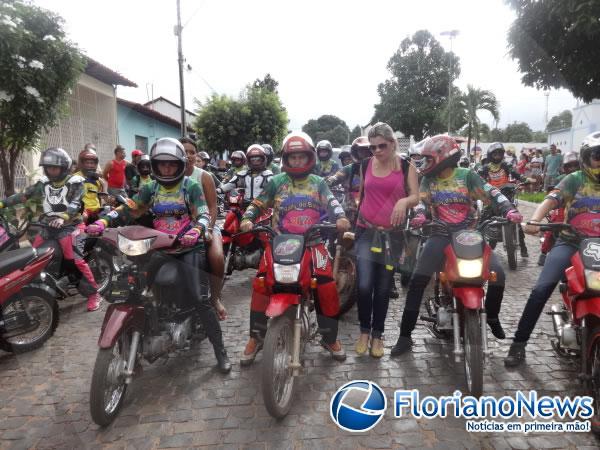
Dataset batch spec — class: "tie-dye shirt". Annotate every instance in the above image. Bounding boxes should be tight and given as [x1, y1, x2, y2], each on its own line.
[547, 171, 600, 238]
[419, 167, 512, 230]
[314, 160, 340, 178]
[243, 173, 345, 234]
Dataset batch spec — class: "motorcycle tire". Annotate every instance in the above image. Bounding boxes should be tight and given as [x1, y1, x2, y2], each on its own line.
[0, 288, 59, 353]
[336, 255, 357, 318]
[504, 223, 518, 270]
[463, 309, 484, 397]
[89, 331, 131, 426]
[262, 315, 295, 419]
[586, 325, 600, 436]
[86, 250, 114, 295]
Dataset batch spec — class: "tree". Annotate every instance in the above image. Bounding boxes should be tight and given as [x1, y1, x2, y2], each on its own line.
[531, 130, 548, 142]
[489, 128, 505, 142]
[373, 30, 460, 140]
[503, 122, 533, 142]
[253, 73, 279, 94]
[301, 115, 351, 147]
[506, 0, 600, 102]
[349, 125, 362, 142]
[0, 0, 84, 195]
[456, 85, 499, 153]
[546, 110, 572, 132]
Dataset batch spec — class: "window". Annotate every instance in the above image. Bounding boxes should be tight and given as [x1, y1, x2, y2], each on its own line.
[135, 135, 148, 153]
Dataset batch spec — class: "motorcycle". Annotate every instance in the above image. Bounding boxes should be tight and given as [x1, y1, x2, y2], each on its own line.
[0, 244, 59, 353]
[399, 213, 427, 287]
[419, 217, 507, 397]
[529, 221, 600, 435]
[89, 225, 210, 426]
[236, 222, 337, 418]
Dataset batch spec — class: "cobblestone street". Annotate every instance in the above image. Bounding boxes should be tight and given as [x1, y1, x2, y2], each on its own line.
[1, 202, 600, 449]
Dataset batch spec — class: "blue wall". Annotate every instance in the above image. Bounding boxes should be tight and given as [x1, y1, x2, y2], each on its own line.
[116, 103, 181, 156]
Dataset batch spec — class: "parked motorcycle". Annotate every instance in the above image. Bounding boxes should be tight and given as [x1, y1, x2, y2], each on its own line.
[0, 245, 59, 353]
[89, 225, 209, 426]
[529, 221, 600, 435]
[419, 217, 507, 397]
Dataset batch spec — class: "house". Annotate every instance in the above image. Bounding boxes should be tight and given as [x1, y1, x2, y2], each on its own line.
[144, 96, 196, 129]
[547, 99, 600, 153]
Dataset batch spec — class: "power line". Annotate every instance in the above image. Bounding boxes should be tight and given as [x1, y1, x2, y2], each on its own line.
[182, 0, 206, 29]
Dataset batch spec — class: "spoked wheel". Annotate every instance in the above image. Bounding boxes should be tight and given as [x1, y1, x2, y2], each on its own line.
[336, 255, 357, 317]
[463, 309, 484, 397]
[587, 326, 600, 436]
[89, 330, 131, 426]
[87, 251, 114, 295]
[262, 315, 295, 418]
[0, 289, 59, 353]
[504, 223, 518, 270]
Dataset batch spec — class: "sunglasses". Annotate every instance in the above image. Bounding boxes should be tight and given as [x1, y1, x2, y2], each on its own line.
[369, 142, 389, 151]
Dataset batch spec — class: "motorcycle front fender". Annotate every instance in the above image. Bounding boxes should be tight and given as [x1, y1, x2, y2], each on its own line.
[266, 293, 300, 318]
[98, 304, 144, 348]
[453, 287, 485, 310]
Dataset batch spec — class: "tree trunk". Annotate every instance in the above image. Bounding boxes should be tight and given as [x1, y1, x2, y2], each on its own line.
[466, 122, 472, 159]
[0, 146, 18, 197]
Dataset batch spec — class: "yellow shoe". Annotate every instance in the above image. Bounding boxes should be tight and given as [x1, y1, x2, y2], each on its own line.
[355, 334, 369, 355]
[370, 338, 384, 358]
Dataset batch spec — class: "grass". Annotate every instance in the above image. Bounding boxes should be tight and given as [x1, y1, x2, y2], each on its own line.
[518, 192, 546, 203]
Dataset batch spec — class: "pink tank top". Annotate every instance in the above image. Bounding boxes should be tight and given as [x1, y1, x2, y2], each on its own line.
[358, 158, 406, 228]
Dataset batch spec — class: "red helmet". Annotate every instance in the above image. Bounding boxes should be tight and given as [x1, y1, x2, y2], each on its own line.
[281, 131, 316, 178]
[351, 136, 371, 161]
[131, 149, 143, 157]
[246, 144, 267, 171]
[78, 148, 98, 166]
[419, 135, 461, 177]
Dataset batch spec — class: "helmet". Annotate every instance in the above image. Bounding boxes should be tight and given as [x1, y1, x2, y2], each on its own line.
[230, 150, 246, 167]
[39, 147, 72, 182]
[198, 151, 210, 162]
[261, 144, 274, 165]
[137, 154, 152, 176]
[562, 151, 579, 174]
[459, 156, 470, 168]
[281, 131, 316, 178]
[419, 135, 461, 177]
[487, 142, 505, 164]
[150, 137, 187, 186]
[78, 148, 99, 177]
[580, 132, 600, 182]
[339, 149, 352, 165]
[409, 139, 427, 171]
[315, 140, 333, 161]
[351, 136, 371, 161]
[131, 149, 143, 158]
[246, 144, 267, 171]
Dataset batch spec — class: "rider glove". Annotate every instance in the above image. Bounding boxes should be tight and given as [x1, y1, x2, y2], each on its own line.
[86, 220, 106, 236]
[181, 227, 202, 247]
[506, 209, 523, 223]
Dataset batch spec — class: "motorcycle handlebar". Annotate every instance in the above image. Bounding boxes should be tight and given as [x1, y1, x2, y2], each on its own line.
[526, 221, 580, 236]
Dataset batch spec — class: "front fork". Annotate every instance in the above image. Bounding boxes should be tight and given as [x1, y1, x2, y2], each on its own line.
[451, 298, 489, 363]
[124, 330, 141, 384]
[290, 305, 302, 376]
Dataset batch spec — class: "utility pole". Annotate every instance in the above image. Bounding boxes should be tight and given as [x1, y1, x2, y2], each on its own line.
[175, 0, 186, 136]
[441, 30, 459, 135]
[544, 90, 550, 127]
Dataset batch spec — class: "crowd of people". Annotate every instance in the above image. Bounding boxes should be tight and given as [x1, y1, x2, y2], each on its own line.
[1, 125, 599, 373]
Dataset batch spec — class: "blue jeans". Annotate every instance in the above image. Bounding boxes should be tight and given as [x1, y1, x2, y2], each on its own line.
[355, 228, 396, 338]
[513, 240, 577, 343]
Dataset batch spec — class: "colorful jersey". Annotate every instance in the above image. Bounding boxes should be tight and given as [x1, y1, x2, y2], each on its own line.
[74, 170, 103, 212]
[419, 168, 512, 229]
[243, 173, 345, 234]
[479, 162, 524, 188]
[131, 174, 153, 191]
[329, 163, 361, 194]
[269, 163, 281, 175]
[547, 171, 600, 238]
[314, 160, 340, 178]
[103, 177, 210, 237]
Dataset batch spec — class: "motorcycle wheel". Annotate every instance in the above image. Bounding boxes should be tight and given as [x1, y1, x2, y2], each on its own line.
[504, 223, 518, 270]
[262, 315, 295, 418]
[86, 250, 114, 295]
[89, 330, 131, 426]
[587, 326, 600, 436]
[463, 309, 484, 397]
[0, 288, 59, 353]
[336, 255, 357, 318]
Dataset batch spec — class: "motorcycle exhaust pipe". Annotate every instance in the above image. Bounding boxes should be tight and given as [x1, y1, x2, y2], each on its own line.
[480, 310, 490, 356]
[550, 304, 565, 338]
[124, 331, 141, 384]
[452, 298, 462, 363]
[291, 306, 302, 376]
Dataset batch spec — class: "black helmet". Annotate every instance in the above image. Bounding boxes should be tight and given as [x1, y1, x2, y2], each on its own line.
[150, 137, 187, 186]
[339, 149, 352, 165]
[261, 144, 274, 165]
[487, 142, 505, 164]
[137, 154, 152, 176]
[315, 140, 333, 161]
[39, 147, 72, 182]
[459, 156, 470, 168]
[198, 151, 210, 162]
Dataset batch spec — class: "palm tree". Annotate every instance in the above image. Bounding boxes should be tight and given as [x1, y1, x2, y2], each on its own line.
[457, 85, 499, 156]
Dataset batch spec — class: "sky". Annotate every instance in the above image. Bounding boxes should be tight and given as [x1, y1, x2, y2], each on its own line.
[34, 0, 578, 133]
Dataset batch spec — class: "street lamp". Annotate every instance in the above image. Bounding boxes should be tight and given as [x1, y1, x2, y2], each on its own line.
[441, 29, 459, 134]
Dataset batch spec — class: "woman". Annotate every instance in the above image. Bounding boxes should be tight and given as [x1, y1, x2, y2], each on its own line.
[505, 133, 600, 366]
[354, 122, 419, 358]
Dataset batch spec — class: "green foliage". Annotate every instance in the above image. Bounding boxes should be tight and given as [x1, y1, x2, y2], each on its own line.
[373, 30, 460, 140]
[531, 130, 548, 142]
[506, 0, 600, 102]
[0, 0, 85, 195]
[457, 85, 499, 151]
[349, 125, 362, 142]
[301, 115, 351, 147]
[253, 73, 279, 94]
[518, 192, 546, 203]
[546, 110, 572, 132]
[193, 81, 288, 155]
[503, 121, 533, 142]
[489, 128, 505, 142]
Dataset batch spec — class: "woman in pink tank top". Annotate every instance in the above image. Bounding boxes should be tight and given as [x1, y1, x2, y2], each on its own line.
[354, 122, 419, 358]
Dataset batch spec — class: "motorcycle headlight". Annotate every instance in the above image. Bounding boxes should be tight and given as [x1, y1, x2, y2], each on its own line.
[585, 270, 600, 291]
[457, 258, 483, 278]
[117, 234, 155, 256]
[273, 263, 300, 284]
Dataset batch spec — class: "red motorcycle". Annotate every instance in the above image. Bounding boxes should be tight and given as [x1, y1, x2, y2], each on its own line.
[237, 222, 336, 418]
[0, 244, 59, 353]
[530, 221, 600, 434]
[419, 218, 507, 397]
[221, 188, 272, 276]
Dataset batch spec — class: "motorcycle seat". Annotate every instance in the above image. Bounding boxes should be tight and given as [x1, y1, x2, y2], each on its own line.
[0, 247, 38, 278]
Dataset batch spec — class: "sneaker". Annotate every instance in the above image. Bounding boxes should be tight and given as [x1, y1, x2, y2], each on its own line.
[240, 337, 262, 366]
[487, 318, 506, 339]
[520, 247, 529, 258]
[370, 338, 385, 358]
[215, 348, 232, 374]
[87, 293, 102, 312]
[321, 340, 347, 361]
[355, 334, 369, 355]
[504, 342, 526, 367]
[390, 336, 413, 357]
